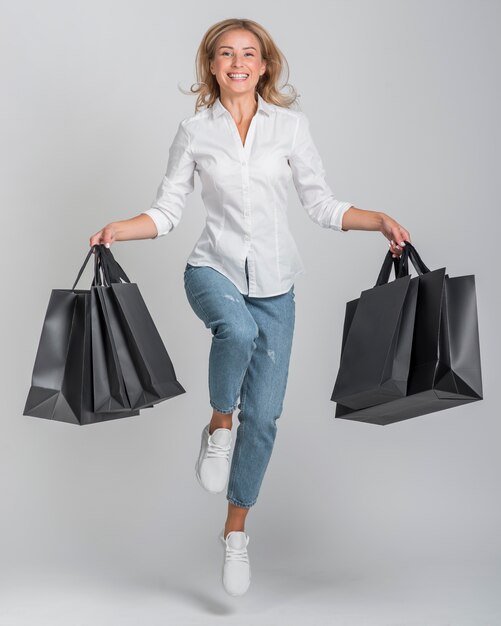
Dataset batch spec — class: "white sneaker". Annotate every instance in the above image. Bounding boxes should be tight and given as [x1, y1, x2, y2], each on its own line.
[220, 529, 251, 596]
[195, 424, 232, 493]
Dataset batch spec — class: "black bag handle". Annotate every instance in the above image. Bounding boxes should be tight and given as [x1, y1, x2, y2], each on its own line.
[100, 245, 131, 284]
[374, 240, 431, 287]
[93, 246, 120, 287]
[72, 246, 97, 290]
[396, 241, 431, 278]
[72, 245, 127, 290]
[374, 250, 403, 287]
[96, 247, 114, 286]
[93, 245, 131, 286]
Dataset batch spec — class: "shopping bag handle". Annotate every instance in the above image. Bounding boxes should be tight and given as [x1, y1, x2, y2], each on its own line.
[374, 241, 431, 287]
[396, 241, 431, 278]
[95, 246, 114, 286]
[374, 250, 402, 287]
[99, 245, 131, 284]
[72, 246, 96, 290]
[71, 245, 122, 290]
[93, 245, 131, 286]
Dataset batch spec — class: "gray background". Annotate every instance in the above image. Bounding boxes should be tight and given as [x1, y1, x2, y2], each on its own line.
[1, 0, 500, 624]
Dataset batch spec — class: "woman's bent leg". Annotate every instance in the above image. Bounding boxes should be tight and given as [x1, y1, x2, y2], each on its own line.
[183, 264, 259, 414]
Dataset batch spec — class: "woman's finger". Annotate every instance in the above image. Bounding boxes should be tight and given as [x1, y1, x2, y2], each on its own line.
[385, 221, 411, 257]
[399, 227, 411, 245]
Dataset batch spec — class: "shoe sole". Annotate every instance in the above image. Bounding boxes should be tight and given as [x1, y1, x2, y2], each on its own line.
[195, 427, 230, 494]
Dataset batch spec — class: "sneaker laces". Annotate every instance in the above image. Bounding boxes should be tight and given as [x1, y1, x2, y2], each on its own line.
[224, 537, 250, 563]
[207, 434, 231, 459]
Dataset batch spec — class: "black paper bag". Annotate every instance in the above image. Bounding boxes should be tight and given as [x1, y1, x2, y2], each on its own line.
[91, 285, 135, 413]
[23, 248, 140, 424]
[89, 247, 146, 412]
[92, 245, 186, 409]
[333, 242, 483, 425]
[332, 250, 418, 409]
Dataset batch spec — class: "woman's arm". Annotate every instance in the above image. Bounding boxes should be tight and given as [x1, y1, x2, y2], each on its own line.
[288, 113, 354, 231]
[89, 213, 158, 248]
[341, 207, 412, 258]
[287, 113, 411, 256]
[89, 119, 195, 249]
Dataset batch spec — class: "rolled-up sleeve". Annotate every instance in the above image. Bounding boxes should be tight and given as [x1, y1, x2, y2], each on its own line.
[142, 120, 195, 238]
[288, 112, 353, 231]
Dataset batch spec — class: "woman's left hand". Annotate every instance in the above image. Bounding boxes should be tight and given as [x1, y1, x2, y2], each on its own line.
[380, 213, 412, 258]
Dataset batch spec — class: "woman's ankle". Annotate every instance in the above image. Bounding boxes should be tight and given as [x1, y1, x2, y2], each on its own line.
[209, 421, 232, 434]
[209, 410, 233, 434]
[224, 525, 245, 539]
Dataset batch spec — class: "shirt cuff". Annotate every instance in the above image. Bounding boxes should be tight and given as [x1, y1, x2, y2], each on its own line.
[331, 202, 353, 231]
[141, 208, 174, 238]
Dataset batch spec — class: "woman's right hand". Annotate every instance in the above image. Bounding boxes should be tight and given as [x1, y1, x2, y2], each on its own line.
[89, 223, 118, 252]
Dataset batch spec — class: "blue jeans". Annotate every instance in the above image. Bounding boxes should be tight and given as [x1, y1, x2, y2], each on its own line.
[183, 262, 296, 508]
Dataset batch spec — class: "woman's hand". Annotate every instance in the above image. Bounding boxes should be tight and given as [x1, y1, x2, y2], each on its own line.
[89, 223, 118, 251]
[380, 213, 412, 258]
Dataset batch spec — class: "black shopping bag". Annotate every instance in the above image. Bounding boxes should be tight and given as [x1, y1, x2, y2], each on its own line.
[23, 247, 140, 425]
[91, 244, 186, 410]
[90, 246, 146, 413]
[333, 242, 483, 426]
[89, 245, 146, 412]
[332, 249, 418, 409]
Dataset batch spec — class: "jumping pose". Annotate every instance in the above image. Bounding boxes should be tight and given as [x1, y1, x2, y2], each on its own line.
[89, 17, 411, 597]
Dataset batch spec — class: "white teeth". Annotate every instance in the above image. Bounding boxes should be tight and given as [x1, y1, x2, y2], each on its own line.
[228, 74, 248, 78]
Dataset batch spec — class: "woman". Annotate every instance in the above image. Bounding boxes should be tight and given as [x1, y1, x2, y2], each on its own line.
[90, 18, 411, 596]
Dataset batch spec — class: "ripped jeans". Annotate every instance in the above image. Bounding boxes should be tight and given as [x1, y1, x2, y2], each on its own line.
[183, 262, 296, 508]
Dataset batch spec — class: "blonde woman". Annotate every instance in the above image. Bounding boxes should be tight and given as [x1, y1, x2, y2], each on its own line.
[90, 18, 411, 596]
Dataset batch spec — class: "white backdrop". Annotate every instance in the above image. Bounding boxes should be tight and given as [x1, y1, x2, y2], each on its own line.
[1, 1, 499, 624]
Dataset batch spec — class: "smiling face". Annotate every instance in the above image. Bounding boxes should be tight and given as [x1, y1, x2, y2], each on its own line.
[210, 29, 267, 100]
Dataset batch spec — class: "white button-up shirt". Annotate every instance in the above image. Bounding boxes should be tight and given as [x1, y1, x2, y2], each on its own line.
[142, 92, 353, 297]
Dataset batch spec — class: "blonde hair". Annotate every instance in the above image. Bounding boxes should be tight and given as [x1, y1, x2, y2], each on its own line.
[179, 18, 300, 113]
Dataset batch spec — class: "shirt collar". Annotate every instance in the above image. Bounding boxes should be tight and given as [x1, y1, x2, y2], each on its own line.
[210, 91, 273, 119]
